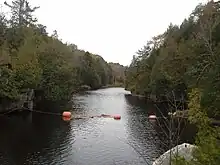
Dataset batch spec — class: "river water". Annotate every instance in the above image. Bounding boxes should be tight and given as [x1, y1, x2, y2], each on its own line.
[0, 87, 193, 165]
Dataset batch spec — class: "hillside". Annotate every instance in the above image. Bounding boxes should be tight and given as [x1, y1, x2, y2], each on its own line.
[124, 2, 220, 164]
[0, 0, 116, 111]
[108, 62, 125, 86]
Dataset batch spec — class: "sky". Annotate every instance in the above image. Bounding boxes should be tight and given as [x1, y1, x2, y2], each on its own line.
[2, 0, 207, 66]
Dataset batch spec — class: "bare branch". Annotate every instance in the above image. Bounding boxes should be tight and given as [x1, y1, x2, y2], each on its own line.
[196, 63, 211, 85]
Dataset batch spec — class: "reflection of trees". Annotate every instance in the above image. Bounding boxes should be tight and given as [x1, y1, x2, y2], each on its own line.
[35, 100, 72, 113]
[124, 95, 167, 164]
[124, 95, 150, 109]
[0, 110, 72, 165]
[152, 118, 197, 148]
[71, 94, 91, 116]
[124, 95, 168, 116]
[124, 95, 197, 163]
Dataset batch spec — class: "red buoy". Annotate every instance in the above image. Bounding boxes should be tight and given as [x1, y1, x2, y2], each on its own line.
[113, 115, 121, 120]
[62, 116, 71, 121]
[62, 111, 72, 118]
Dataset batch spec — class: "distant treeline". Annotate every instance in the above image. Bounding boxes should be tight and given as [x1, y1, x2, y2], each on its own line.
[0, 0, 125, 102]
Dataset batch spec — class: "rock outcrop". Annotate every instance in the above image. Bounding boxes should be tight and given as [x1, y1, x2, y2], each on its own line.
[0, 88, 34, 114]
[153, 143, 196, 165]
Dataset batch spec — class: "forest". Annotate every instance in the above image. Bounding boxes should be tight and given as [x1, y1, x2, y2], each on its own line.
[0, 0, 125, 104]
[125, 1, 220, 164]
[0, 0, 219, 164]
[108, 62, 125, 86]
[125, 1, 220, 120]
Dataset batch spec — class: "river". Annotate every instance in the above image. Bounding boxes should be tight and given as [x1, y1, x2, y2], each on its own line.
[0, 87, 194, 165]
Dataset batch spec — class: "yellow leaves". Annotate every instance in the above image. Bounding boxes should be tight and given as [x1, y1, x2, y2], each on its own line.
[188, 88, 210, 127]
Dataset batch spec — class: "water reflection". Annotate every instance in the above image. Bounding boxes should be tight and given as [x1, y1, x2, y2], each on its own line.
[0, 88, 195, 165]
[0, 113, 72, 165]
[124, 97, 166, 164]
[125, 94, 196, 152]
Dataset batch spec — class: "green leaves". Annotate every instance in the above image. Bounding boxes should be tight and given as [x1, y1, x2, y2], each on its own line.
[36, 40, 76, 101]
[125, 1, 220, 119]
[125, 3, 220, 164]
[4, 0, 39, 26]
[0, 67, 20, 99]
[0, 0, 117, 102]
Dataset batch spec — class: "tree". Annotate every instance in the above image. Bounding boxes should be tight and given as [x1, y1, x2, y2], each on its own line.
[4, 0, 39, 26]
[173, 88, 220, 165]
[124, 1, 220, 164]
[0, 0, 117, 109]
[51, 30, 58, 39]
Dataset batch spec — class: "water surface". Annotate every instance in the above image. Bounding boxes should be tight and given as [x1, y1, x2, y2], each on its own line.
[0, 87, 172, 165]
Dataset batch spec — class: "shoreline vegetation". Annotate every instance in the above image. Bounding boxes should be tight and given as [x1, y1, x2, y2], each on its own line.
[0, 0, 220, 164]
[124, 1, 220, 164]
[0, 0, 125, 114]
[125, 1, 220, 120]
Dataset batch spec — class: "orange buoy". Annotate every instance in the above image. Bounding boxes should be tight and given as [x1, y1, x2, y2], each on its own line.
[62, 111, 72, 118]
[113, 114, 121, 120]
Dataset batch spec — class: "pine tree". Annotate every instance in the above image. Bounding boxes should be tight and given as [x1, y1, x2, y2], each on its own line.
[4, 0, 39, 26]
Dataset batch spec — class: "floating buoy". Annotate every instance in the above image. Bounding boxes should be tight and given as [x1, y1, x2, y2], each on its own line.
[62, 116, 71, 121]
[149, 115, 156, 119]
[62, 111, 72, 118]
[113, 115, 121, 120]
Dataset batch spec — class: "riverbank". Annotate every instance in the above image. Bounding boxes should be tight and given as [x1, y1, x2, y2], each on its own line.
[0, 85, 124, 115]
[124, 93, 185, 104]
[0, 88, 34, 114]
[0, 87, 170, 165]
[171, 110, 220, 126]
[0, 0, 126, 116]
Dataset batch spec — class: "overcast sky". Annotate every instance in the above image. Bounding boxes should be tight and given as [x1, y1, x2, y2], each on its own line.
[2, 0, 207, 66]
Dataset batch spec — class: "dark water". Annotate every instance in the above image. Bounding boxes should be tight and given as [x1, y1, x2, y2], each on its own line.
[0, 88, 194, 165]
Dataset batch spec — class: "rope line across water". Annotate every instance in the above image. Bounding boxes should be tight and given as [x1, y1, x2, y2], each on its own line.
[0, 108, 62, 116]
[31, 109, 62, 116]
[0, 108, 120, 119]
[0, 108, 168, 121]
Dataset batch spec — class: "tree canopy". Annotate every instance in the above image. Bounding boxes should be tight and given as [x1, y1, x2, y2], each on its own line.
[0, 0, 124, 102]
[125, 2, 220, 164]
[125, 1, 220, 119]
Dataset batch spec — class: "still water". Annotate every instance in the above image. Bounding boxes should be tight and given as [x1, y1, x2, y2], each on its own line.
[0, 88, 184, 165]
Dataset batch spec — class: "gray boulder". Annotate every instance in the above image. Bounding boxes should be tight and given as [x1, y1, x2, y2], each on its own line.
[153, 143, 196, 165]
